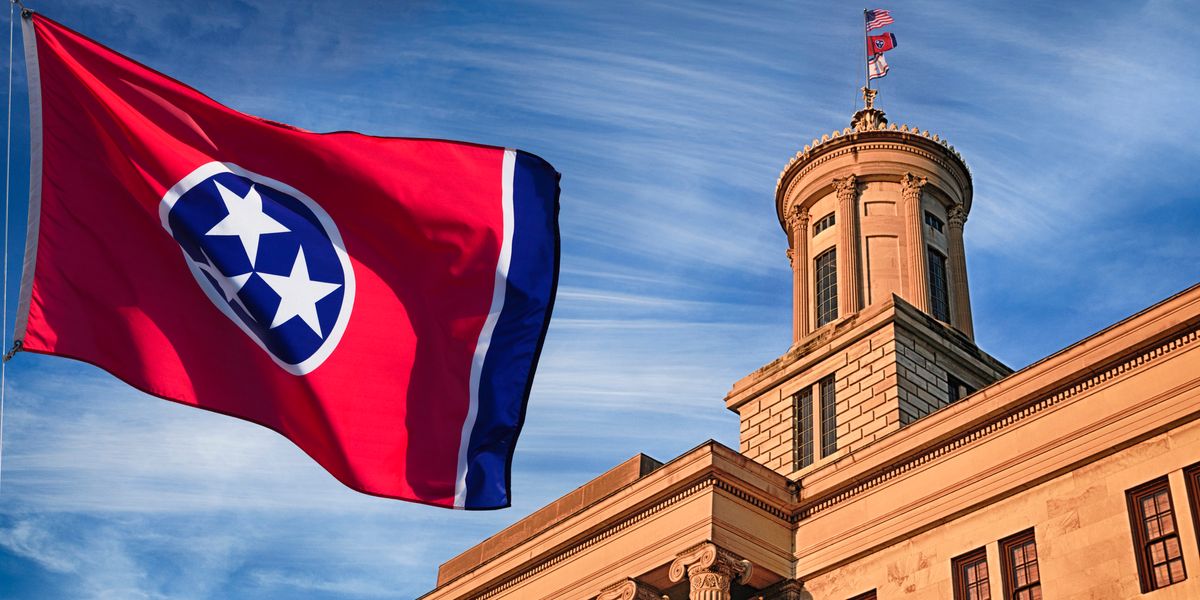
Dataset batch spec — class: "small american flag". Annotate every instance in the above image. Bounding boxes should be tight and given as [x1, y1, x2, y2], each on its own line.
[865, 9, 894, 31]
[868, 53, 889, 79]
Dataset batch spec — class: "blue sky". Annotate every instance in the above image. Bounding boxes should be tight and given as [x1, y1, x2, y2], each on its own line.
[0, 1, 1197, 598]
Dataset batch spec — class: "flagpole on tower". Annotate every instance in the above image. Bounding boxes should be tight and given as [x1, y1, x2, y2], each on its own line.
[863, 9, 871, 94]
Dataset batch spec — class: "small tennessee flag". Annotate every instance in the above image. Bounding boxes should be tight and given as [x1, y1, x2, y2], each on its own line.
[867, 33, 898, 56]
[868, 53, 890, 80]
[16, 13, 560, 509]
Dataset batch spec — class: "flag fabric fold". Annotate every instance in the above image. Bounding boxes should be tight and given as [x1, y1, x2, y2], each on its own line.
[16, 13, 560, 510]
[868, 53, 890, 80]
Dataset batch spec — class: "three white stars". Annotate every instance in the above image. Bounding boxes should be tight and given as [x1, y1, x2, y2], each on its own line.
[195, 182, 341, 336]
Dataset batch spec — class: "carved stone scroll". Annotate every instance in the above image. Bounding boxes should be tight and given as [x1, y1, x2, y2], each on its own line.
[595, 578, 665, 600]
[668, 542, 753, 600]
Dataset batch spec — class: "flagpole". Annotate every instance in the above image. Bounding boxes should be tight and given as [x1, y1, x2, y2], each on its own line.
[863, 9, 871, 93]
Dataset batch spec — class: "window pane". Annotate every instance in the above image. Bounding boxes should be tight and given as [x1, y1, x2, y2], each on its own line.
[1001, 530, 1041, 600]
[795, 388, 814, 470]
[927, 247, 949, 322]
[1143, 496, 1158, 515]
[820, 375, 837, 457]
[1129, 477, 1187, 591]
[953, 548, 989, 600]
[813, 212, 835, 236]
[815, 249, 838, 327]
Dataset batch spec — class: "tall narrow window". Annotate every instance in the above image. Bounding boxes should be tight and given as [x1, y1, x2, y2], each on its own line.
[1000, 529, 1041, 600]
[815, 248, 838, 327]
[952, 547, 991, 600]
[928, 247, 950, 322]
[847, 591, 877, 600]
[1186, 463, 1200, 549]
[819, 375, 837, 457]
[1128, 477, 1187, 592]
[794, 387, 814, 470]
[948, 374, 974, 404]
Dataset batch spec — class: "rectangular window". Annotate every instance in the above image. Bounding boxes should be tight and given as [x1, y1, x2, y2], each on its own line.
[819, 375, 837, 457]
[928, 247, 950, 322]
[952, 547, 991, 600]
[847, 591, 877, 600]
[794, 387, 814, 470]
[812, 212, 836, 236]
[1186, 463, 1200, 551]
[925, 210, 945, 232]
[815, 248, 838, 327]
[1000, 529, 1041, 600]
[1128, 477, 1187, 592]
[948, 374, 974, 404]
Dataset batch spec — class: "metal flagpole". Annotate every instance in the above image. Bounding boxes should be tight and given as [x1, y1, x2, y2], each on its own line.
[0, 0, 17, 496]
[863, 9, 871, 93]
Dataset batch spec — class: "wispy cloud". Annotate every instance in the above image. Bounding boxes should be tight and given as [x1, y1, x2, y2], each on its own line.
[2, 1, 1198, 598]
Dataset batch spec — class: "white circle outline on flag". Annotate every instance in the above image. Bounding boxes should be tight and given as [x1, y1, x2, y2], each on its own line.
[158, 161, 356, 376]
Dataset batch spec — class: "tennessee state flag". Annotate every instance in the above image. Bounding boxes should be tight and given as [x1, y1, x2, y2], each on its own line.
[867, 33, 897, 56]
[14, 13, 560, 509]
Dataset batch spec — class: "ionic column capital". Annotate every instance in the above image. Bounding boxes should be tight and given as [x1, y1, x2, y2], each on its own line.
[669, 542, 753, 600]
[595, 578, 666, 600]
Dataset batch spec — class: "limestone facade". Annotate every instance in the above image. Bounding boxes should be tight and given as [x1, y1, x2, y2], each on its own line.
[420, 97, 1200, 600]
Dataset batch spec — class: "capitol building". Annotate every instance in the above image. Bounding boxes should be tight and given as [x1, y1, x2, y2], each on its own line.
[421, 90, 1200, 600]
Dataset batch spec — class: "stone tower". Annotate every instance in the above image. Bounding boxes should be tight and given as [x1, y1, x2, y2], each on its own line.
[726, 90, 1012, 478]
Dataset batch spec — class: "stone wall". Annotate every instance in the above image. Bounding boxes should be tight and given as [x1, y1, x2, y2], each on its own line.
[800, 418, 1200, 599]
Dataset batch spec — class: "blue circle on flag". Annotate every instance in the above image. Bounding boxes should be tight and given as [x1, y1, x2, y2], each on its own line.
[161, 162, 355, 374]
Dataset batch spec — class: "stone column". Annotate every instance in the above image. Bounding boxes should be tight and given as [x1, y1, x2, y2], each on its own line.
[834, 176, 861, 317]
[595, 578, 666, 600]
[668, 542, 753, 600]
[901, 173, 930, 312]
[787, 205, 811, 342]
[946, 204, 974, 339]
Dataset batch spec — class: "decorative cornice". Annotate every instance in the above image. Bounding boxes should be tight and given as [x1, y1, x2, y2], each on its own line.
[462, 477, 719, 600]
[595, 578, 665, 600]
[775, 137, 972, 231]
[775, 124, 967, 195]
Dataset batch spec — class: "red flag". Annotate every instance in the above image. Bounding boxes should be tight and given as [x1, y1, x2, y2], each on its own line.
[15, 13, 559, 509]
[867, 33, 898, 56]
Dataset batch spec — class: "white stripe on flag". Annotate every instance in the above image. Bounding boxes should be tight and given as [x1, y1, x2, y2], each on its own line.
[454, 149, 516, 509]
[868, 54, 889, 79]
